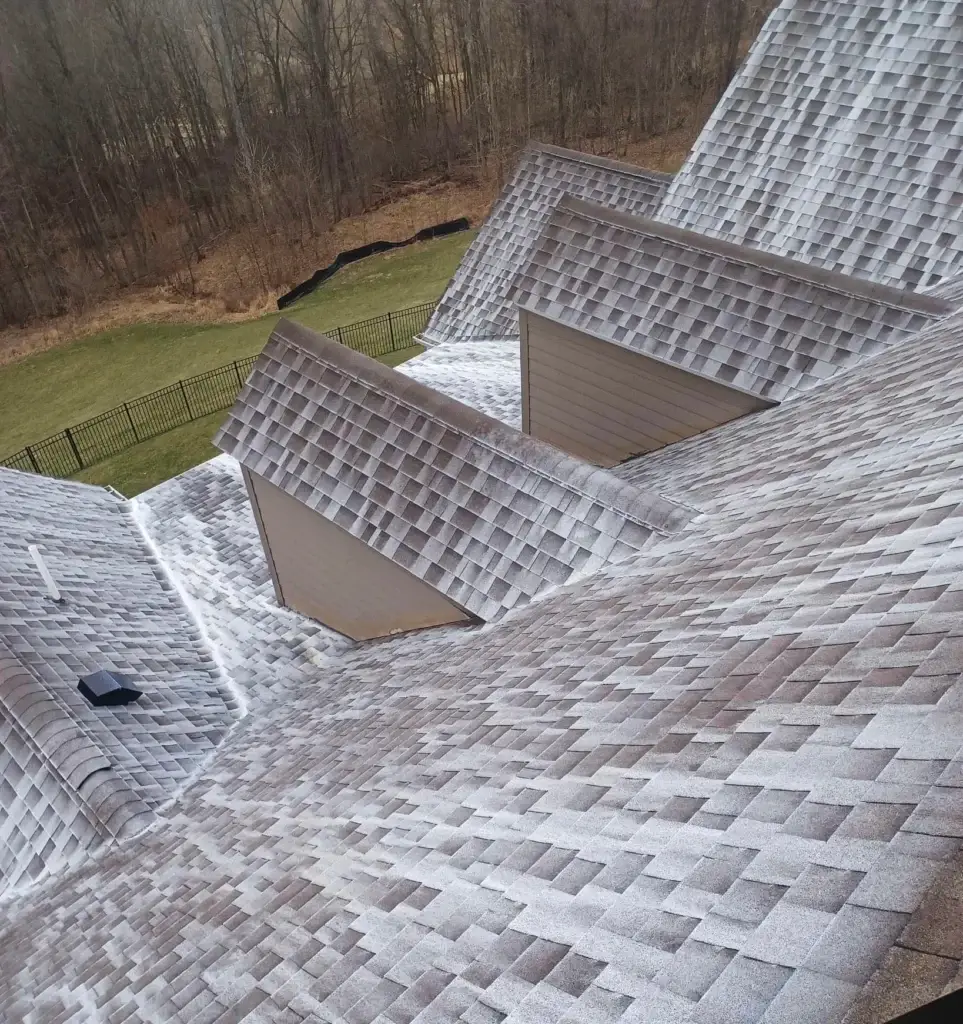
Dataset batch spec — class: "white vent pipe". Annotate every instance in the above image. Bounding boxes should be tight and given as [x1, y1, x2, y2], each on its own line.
[28, 544, 63, 603]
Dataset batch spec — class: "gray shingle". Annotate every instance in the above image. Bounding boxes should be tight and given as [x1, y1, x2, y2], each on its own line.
[10, 5, 963, 1016]
[421, 143, 670, 346]
[659, 1, 963, 292]
[215, 319, 690, 623]
[512, 199, 949, 403]
[9, 293, 963, 1019]
[0, 469, 239, 898]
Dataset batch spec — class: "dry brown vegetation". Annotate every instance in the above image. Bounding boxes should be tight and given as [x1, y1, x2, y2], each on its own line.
[0, 0, 774, 316]
[0, 0, 776, 359]
[0, 114, 704, 365]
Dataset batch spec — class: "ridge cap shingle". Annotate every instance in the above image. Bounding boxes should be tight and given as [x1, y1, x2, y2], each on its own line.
[557, 196, 954, 316]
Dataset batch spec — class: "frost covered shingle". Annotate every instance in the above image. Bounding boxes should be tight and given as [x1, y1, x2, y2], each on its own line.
[513, 197, 950, 401]
[0, 470, 239, 897]
[216, 319, 691, 623]
[9, 305, 963, 1022]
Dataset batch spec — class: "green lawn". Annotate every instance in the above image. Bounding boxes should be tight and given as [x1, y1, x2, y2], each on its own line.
[74, 411, 228, 496]
[0, 232, 472, 494]
[72, 343, 426, 496]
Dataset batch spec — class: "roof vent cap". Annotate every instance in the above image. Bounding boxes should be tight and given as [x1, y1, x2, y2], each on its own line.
[78, 670, 143, 707]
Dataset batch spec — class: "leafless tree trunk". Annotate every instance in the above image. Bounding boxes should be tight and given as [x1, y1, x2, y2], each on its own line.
[0, 0, 777, 328]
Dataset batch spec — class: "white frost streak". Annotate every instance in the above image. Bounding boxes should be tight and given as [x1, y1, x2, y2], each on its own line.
[129, 494, 249, 717]
[399, 339, 522, 428]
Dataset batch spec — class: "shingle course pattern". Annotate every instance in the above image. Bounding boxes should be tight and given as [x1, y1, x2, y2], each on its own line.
[0, 644, 150, 897]
[131, 454, 350, 709]
[513, 198, 949, 401]
[421, 143, 671, 347]
[215, 319, 691, 623]
[6, 301, 963, 1021]
[0, 470, 240, 897]
[658, 1, 963, 290]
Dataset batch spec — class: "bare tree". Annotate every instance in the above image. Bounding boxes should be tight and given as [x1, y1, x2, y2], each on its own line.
[0, 0, 777, 328]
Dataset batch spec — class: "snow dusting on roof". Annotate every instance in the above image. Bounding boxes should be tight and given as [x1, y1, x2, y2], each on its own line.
[7, 2, 963, 1021]
[0, 469, 239, 899]
[397, 339, 523, 429]
[7, 302, 963, 1021]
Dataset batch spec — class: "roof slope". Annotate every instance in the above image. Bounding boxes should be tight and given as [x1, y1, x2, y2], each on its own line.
[398, 339, 523, 430]
[7, 307, 963, 1022]
[216, 319, 691, 623]
[421, 143, 671, 347]
[513, 198, 949, 402]
[0, 643, 152, 897]
[659, 0, 963, 290]
[923, 268, 963, 307]
[131, 454, 350, 707]
[0, 470, 240, 897]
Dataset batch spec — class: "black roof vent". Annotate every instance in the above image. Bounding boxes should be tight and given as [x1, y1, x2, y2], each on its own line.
[78, 670, 143, 707]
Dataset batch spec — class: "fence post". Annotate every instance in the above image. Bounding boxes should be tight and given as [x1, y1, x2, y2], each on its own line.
[64, 427, 83, 471]
[5, 300, 437, 479]
[123, 402, 140, 442]
[178, 379, 193, 419]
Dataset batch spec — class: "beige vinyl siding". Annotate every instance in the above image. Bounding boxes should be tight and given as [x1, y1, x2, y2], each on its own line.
[521, 310, 771, 465]
[245, 471, 472, 641]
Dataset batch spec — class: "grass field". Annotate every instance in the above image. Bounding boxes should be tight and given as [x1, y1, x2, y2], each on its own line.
[72, 345, 423, 496]
[0, 233, 472, 495]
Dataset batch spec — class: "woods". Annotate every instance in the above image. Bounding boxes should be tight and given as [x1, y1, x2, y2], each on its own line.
[0, 0, 774, 329]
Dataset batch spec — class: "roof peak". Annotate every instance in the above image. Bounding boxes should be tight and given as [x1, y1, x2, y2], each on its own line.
[557, 196, 954, 316]
[524, 141, 675, 183]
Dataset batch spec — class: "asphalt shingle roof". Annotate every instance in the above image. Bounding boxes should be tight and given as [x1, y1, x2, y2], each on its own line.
[215, 319, 691, 623]
[0, 470, 239, 898]
[421, 143, 671, 347]
[398, 339, 523, 430]
[658, 0, 963, 291]
[7, 4, 963, 1020]
[512, 198, 949, 401]
[6, 303, 963, 1021]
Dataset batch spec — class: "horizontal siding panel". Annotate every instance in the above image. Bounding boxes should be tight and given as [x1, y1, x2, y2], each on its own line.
[526, 359, 717, 438]
[527, 377, 687, 454]
[528, 404, 655, 463]
[528, 406, 675, 466]
[523, 312, 768, 465]
[532, 328, 758, 424]
[540, 321, 739, 402]
[528, 419, 614, 465]
[527, 365, 702, 444]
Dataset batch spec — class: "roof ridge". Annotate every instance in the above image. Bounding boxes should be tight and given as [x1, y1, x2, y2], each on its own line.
[258, 320, 694, 535]
[525, 141, 675, 184]
[557, 196, 954, 316]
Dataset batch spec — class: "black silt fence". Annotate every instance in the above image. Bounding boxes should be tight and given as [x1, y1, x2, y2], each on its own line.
[277, 217, 471, 310]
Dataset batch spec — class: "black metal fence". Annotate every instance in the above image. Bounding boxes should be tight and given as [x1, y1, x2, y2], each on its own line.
[1, 300, 435, 480]
[329, 301, 434, 361]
